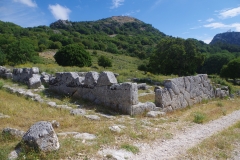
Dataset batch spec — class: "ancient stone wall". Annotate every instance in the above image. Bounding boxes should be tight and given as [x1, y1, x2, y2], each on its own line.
[155, 74, 229, 111]
[49, 71, 158, 115]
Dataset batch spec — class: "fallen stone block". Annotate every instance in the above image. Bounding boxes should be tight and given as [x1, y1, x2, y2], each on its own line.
[146, 111, 166, 118]
[22, 121, 60, 152]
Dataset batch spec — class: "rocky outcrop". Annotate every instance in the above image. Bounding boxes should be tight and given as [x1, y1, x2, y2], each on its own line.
[210, 32, 240, 46]
[22, 121, 60, 152]
[155, 74, 228, 111]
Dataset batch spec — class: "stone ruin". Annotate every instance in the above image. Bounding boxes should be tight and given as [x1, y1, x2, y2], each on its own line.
[49, 71, 158, 115]
[0, 66, 230, 115]
[155, 74, 229, 112]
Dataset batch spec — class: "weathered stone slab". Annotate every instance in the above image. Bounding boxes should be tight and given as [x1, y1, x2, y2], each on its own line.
[97, 71, 117, 86]
[22, 121, 60, 152]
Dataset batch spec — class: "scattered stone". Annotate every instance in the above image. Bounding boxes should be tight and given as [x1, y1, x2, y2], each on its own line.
[73, 133, 96, 140]
[57, 132, 80, 137]
[98, 113, 116, 119]
[50, 120, 60, 128]
[55, 105, 72, 110]
[2, 128, 25, 138]
[8, 148, 21, 160]
[70, 109, 86, 116]
[22, 121, 60, 152]
[85, 115, 100, 120]
[109, 125, 126, 133]
[47, 101, 56, 107]
[146, 111, 166, 118]
[137, 83, 148, 90]
[0, 113, 10, 118]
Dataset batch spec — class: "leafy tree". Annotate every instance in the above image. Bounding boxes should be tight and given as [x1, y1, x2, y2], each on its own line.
[6, 38, 38, 65]
[199, 53, 234, 74]
[0, 47, 6, 65]
[149, 38, 205, 76]
[54, 44, 92, 67]
[98, 55, 112, 68]
[220, 58, 240, 81]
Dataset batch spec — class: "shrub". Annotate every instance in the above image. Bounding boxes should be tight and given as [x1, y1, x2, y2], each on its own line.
[98, 55, 112, 68]
[193, 112, 206, 124]
[54, 44, 92, 67]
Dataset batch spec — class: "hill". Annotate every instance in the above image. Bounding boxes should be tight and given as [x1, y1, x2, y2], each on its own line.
[210, 32, 240, 46]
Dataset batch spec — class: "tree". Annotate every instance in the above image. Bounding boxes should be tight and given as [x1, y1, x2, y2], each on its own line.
[220, 58, 240, 82]
[148, 38, 205, 76]
[0, 47, 6, 65]
[54, 44, 92, 67]
[199, 53, 234, 74]
[98, 55, 112, 68]
[6, 38, 38, 65]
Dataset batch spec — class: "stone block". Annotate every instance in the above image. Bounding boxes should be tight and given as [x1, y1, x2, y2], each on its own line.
[97, 71, 117, 86]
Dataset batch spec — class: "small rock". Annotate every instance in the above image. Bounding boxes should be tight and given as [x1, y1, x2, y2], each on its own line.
[0, 113, 10, 118]
[146, 111, 166, 118]
[51, 120, 60, 128]
[2, 127, 25, 138]
[73, 133, 96, 140]
[70, 109, 86, 116]
[85, 115, 100, 120]
[55, 105, 72, 110]
[109, 125, 126, 133]
[8, 148, 21, 160]
[47, 101, 56, 107]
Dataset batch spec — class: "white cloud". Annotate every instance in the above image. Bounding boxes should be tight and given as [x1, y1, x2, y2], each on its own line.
[151, 0, 163, 10]
[110, 0, 124, 9]
[49, 4, 71, 20]
[13, 0, 37, 7]
[122, 9, 140, 16]
[204, 22, 240, 31]
[206, 18, 214, 22]
[219, 6, 240, 19]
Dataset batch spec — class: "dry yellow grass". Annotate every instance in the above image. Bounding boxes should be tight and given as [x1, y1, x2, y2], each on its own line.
[1, 76, 240, 159]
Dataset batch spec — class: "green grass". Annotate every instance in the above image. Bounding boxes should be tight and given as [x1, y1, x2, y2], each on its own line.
[120, 143, 139, 154]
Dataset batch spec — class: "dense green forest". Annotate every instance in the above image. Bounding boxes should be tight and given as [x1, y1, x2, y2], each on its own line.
[0, 16, 240, 78]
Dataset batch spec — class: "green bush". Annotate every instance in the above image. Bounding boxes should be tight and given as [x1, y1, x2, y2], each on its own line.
[193, 112, 206, 124]
[54, 44, 92, 67]
[98, 55, 112, 68]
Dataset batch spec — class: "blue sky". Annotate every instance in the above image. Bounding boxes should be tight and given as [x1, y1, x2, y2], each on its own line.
[0, 0, 240, 43]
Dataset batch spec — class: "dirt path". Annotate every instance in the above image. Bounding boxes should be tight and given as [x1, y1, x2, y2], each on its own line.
[131, 110, 240, 160]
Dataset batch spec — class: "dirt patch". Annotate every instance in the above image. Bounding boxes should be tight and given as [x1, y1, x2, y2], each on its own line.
[39, 50, 57, 60]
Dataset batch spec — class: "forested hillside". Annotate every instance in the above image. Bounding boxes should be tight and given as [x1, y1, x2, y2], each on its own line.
[0, 16, 240, 78]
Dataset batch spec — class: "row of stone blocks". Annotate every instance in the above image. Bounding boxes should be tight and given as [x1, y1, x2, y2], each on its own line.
[0, 66, 230, 115]
[0, 66, 158, 115]
[155, 74, 229, 112]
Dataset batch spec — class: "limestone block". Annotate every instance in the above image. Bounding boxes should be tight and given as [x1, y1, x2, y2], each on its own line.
[184, 77, 191, 93]
[146, 111, 166, 117]
[84, 71, 99, 87]
[155, 88, 172, 108]
[164, 80, 180, 95]
[97, 71, 117, 86]
[28, 74, 41, 89]
[30, 67, 39, 74]
[22, 121, 60, 152]
[131, 102, 157, 115]
[215, 88, 221, 97]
